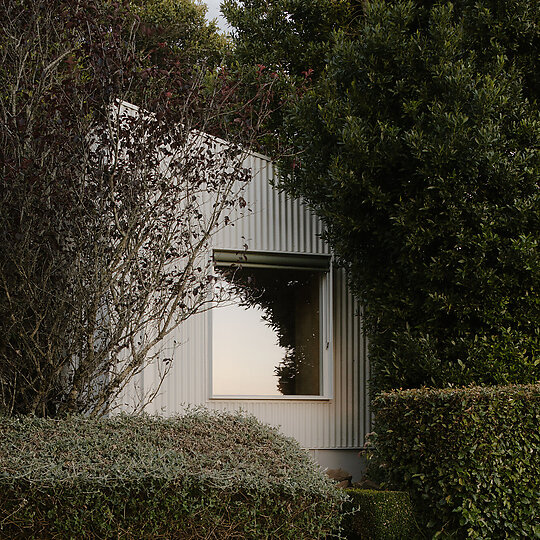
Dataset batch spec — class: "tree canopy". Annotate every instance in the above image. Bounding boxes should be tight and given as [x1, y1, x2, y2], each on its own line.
[132, 0, 228, 67]
[226, 0, 540, 392]
[222, 0, 352, 77]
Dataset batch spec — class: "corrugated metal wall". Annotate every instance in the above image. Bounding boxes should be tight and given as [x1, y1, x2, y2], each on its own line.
[116, 150, 370, 450]
[212, 154, 328, 255]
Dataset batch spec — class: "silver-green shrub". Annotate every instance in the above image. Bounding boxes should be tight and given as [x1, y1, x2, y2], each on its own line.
[0, 410, 344, 539]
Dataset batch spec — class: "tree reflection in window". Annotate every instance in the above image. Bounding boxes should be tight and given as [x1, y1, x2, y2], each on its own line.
[214, 266, 321, 395]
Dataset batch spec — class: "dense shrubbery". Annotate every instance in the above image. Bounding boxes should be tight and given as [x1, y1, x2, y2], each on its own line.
[370, 384, 540, 538]
[0, 411, 344, 539]
[343, 489, 416, 540]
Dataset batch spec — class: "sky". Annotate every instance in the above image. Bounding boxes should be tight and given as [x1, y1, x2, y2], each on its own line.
[212, 301, 285, 396]
[203, 0, 230, 33]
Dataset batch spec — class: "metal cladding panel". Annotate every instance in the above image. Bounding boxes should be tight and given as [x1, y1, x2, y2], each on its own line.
[213, 154, 328, 255]
[117, 151, 369, 450]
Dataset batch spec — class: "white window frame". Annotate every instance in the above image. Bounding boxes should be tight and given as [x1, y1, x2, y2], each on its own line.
[208, 249, 333, 401]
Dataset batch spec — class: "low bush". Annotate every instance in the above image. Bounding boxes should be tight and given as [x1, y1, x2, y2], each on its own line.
[370, 384, 540, 538]
[0, 410, 344, 539]
[342, 489, 416, 540]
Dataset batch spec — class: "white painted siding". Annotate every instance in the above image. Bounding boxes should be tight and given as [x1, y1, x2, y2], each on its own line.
[116, 151, 369, 454]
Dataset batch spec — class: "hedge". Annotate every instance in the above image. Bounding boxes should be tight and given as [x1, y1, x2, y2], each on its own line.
[342, 489, 416, 540]
[0, 410, 344, 539]
[370, 384, 540, 538]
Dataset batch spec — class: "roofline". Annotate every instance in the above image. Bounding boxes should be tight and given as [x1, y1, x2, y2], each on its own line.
[117, 99, 274, 164]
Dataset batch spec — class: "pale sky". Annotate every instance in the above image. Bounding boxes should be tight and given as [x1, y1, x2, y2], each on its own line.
[203, 0, 230, 33]
[212, 300, 285, 396]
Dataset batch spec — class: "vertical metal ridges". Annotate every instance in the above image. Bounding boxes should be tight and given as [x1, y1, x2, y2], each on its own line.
[116, 151, 370, 450]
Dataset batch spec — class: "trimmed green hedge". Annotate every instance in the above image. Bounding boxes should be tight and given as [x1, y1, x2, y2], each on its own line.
[371, 384, 540, 538]
[343, 489, 416, 540]
[0, 411, 344, 539]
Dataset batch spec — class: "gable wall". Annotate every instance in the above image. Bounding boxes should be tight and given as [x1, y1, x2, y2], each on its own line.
[116, 151, 370, 452]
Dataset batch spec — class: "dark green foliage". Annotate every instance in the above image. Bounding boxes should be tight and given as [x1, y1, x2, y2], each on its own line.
[370, 384, 540, 538]
[223, 0, 352, 77]
[228, 0, 540, 392]
[0, 411, 344, 539]
[222, 0, 355, 152]
[343, 489, 416, 540]
[132, 0, 228, 68]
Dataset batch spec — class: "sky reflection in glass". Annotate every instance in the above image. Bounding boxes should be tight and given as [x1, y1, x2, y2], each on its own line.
[212, 267, 320, 396]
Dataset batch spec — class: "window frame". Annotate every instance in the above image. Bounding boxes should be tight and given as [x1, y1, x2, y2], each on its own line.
[208, 249, 333, 401]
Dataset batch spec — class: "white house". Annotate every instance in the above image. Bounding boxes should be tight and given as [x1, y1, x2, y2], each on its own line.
[116, 142, 370, 480]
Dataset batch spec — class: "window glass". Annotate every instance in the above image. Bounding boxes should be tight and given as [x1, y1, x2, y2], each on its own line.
[212, 266, 322, 396]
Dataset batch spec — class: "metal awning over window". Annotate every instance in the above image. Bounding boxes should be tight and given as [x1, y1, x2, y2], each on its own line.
[213, 249, 330, 272]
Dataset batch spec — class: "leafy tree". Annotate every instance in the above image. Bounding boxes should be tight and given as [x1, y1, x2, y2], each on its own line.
[0, 0, 275, 416]
[226, 0, 540, 392]
[222, 0, 352, 77]
[132, 0, 228, 68]
[222, 0, 355, 152]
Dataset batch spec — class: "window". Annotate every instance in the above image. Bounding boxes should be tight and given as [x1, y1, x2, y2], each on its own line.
[211, 250, 332, 398]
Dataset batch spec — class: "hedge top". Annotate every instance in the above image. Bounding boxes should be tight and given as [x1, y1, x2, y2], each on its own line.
[0, 410, 338, 497]
[374, 382, 540, 406]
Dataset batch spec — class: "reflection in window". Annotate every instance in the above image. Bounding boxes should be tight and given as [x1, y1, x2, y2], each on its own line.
[212, 266, 321, 396]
